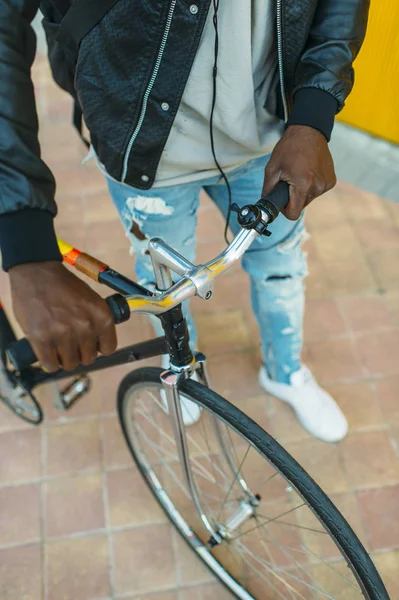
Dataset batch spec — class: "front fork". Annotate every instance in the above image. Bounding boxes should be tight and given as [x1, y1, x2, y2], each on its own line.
[161, 355, 222, 545]
[160, 353, 260, 546]
[151, 239, 258, 546]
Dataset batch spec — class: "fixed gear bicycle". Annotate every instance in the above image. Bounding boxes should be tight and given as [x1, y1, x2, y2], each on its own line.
[0, 184, 389, 599]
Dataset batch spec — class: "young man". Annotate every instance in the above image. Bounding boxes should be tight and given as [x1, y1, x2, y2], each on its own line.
[0, 1, 369, 440]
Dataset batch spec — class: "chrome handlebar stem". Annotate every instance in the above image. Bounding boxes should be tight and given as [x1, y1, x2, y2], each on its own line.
[125, 225, 261, 315]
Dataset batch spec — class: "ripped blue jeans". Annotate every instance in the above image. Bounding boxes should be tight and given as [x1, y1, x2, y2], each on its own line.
[106, 154, 307, 384]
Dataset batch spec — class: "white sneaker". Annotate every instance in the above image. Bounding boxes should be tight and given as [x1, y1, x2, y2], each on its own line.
[160, 355, 202, 426]
[259, 365, 348, 442]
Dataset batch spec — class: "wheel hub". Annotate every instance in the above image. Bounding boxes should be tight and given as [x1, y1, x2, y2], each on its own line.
[209, 494, 261, 548]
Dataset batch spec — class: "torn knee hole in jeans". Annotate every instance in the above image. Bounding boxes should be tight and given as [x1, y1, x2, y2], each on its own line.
[262, 272, 306, 299]
[266, 274, 291, 281]
[264, 273, 306, 289]
[124, 195, 175, 257]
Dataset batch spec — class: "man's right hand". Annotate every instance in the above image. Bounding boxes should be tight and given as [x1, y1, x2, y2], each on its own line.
[9, 262, 117, 372]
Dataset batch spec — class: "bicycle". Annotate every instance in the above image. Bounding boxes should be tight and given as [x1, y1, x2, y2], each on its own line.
[0, 183, 389, 600]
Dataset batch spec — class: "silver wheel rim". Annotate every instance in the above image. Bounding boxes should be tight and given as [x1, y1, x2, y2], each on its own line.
[122, 381, 371, 600]
[0, 362, 41, 423]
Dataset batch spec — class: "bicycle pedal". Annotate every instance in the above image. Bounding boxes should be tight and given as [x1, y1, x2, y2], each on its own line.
[58, 375, 91, 410]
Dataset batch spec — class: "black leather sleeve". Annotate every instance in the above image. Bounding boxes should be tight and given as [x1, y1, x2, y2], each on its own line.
[0, 0, 62, 271]
[287, 0, 370, 141]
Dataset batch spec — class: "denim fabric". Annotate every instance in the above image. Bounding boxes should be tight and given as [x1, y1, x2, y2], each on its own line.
[105, 154, 307, 384]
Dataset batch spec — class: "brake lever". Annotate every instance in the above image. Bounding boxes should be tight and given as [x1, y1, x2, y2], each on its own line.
[231, 203, 272, 237]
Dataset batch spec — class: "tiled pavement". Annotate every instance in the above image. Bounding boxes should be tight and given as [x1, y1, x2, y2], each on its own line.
[330, 123, 399, 203]
[0, 53, 399, 600]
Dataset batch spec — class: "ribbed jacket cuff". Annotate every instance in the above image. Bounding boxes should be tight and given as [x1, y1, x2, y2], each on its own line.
[0, 209, 62, 271]
[286, 88, 338, 141]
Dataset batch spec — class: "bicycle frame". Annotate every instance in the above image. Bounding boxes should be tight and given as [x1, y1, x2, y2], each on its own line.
[9, 223, 258, 391]
[142, 225, 262, 543]
[24, 336, 169, 389]
[2, 209, 269, 544]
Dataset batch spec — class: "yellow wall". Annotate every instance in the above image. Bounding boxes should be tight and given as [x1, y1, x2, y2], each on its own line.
[338, 0, 399, 144]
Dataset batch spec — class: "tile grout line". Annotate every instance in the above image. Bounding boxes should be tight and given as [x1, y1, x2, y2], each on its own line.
[333, 297, 373, 408]
[114, 581, 211, 599]
[171, 527, 182, 590]
[39, 410, 118, 428]
[99, 417, 116, 598]
[40, 424, 48, 600]
[337, 297, 390, 528]
[0, 416, 397, 492]
[0, 467, 104, 490]
[0, 479, 399, 550]
[0, 539, 42, 552]
[386, 422, 399, 461]
[0, 530, 109, 552]
[335, 295, 399, 445]
[345, 195, 398, 290]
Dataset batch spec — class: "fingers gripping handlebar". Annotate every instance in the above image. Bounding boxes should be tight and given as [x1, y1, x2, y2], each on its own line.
[7, 183, 290, 371]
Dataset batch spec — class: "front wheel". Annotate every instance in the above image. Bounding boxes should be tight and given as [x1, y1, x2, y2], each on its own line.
[0, 358, 42, 425]
[118, 367, 388, 600]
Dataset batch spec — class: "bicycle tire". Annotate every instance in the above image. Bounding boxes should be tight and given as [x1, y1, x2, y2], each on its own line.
[117, 367, 389, 600]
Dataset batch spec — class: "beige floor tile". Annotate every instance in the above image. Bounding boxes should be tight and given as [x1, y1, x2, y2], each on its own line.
[284, 439, 350, 495]
[45, 473, 105, 537]
[326, 381, 384, 431]
[304, 298, 347, 341]
[356, 331, 399, 376]
[0, 544, 42, 600]
[357, 485, 399, 551]
[101, 416, 133, 469]
[341, 430, 399, 489]
[375, 375, 399, 422]
[0, 429, 42, 485]
[0, 484, 41, 546]
[106, 468, 165, 528]
[305, 338, 364, 382]
[45, 420, 101, 477]
[372, 549, 399, 600]
[174, 531, 215, 586]
[46, 534, 110, 600]
[112, 524, 177, 595]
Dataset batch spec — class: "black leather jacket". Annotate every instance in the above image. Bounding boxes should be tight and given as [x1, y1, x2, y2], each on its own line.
[0, 0, 369, 270]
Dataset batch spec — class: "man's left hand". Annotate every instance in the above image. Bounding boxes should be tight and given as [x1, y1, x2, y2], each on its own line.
[262, 125, 336, 220]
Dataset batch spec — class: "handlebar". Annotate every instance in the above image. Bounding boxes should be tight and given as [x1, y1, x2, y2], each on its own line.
[7, 183, 290, 371]
[7, 293, 131, 371]
[259, 180, 291, 218]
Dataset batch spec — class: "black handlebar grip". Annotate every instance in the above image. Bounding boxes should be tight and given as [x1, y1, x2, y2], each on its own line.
[7, 338, 37, 371]
[258, 181, 290, 223]
[105, 293, 130, 324]
[6, 294, 130, 371]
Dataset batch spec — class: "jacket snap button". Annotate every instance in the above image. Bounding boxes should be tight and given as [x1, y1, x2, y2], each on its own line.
[190, 4, 199, 14]
[141, 175, 149, 182]
[161, 102, 170, 111]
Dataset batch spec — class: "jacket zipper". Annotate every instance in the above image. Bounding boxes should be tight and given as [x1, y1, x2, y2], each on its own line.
[276, 0, 288, 121]
[121, 0, 177, 182]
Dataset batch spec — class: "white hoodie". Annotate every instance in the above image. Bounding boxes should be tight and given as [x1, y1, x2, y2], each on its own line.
[154, 0, 283, 187]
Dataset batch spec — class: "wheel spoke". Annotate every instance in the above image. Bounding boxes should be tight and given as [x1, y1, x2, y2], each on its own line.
[256, 514, 327, 536]
[244, 522, 361, 596]
[135, 405, 230, 488]
[240, 525, 334, 599]
[119, 375, 382, 600]
[216, 445, 251, 521]
[232, 503, 306, 541]
[302, 542, 361, 592]
[238, 541, 315, 600]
